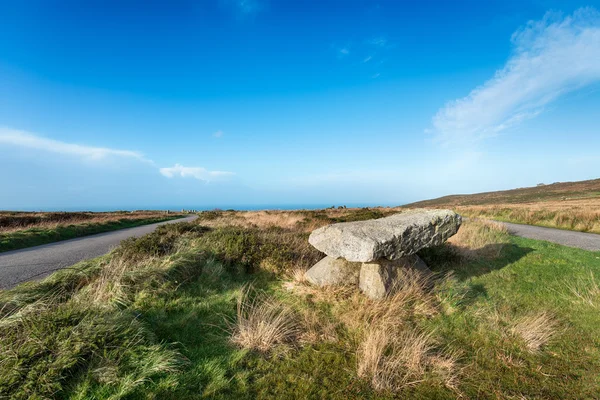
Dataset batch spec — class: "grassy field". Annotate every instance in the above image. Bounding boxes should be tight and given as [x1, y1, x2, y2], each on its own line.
[451, 199, 600, 234]
[0, 211, 182, 252]
[402, 178, 600, 234]
[1, 209, 599, 399]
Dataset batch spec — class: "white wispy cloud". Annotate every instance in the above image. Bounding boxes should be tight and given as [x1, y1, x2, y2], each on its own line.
[0, 128, 236, 184]
[0, 127, 151, 162]
[159, 164, 234, 182]
[431, 7, 600, 144]
[367, 36, 388, 48]
[338, 47, 350, 57]
[213, 130, 224, 138]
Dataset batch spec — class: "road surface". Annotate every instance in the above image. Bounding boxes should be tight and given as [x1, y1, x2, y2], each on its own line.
[0, 215, 197, 290]
[499, 221, 600, 252]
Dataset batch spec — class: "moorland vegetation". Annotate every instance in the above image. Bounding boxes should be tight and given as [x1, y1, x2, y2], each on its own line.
[1, 208, 599, 399]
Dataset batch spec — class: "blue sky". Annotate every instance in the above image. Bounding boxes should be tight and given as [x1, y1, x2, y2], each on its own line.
[1, 0, 600, 210]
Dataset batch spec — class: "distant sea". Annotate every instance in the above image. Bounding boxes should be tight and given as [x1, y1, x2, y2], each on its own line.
[7, 203, 403, 212]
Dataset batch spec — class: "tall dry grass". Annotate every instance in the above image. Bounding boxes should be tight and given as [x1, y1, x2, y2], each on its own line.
[356, 326, 457, 391]
[195, 210, 313, 231]
[297, 268, 459, 391]
[447, 219, 509, 260]
[196, 207, 396, 233]
[230, 285, 299, 352]
[510, 312, 557, 352]
[565, 271, 600, 309]
[454, 198, 600, 233]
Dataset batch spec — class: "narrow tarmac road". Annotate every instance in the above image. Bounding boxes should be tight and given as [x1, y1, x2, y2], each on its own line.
[499, 221, 600, 252]
[0, 215, 197, 290]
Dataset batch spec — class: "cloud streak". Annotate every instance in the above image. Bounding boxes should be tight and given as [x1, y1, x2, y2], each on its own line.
[0, 127, 150, 162]
[431, 7, 600, 144]
[1, 128, 236, 183]
[160, 164, 234, 182]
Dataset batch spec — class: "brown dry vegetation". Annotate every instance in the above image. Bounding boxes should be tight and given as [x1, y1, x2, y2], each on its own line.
[196, 207, 396, 232]
[453, 199, 600, 233]
[0, 210, 182, 252]
[447, 218, 509, 259]
[0, 210, 175, 233]
[401, 178, 600, 234]
[230, 285, 299, 352]
[404, 178, 600, 207]
[510, 312, 558, 353]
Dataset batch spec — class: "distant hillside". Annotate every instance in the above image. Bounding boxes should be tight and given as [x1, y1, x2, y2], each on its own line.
[404, 178, 600, 207]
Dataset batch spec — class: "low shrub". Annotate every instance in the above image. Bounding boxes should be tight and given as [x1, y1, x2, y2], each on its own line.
[196, 226, 322, 274]
[198, 210, 224, 220]
[332, 207, 389, 222]
[116, 222, 208, 262]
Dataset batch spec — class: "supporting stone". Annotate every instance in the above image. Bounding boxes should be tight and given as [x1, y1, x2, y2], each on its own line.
[305, 256, 362, 287]
[358, 255, 430, 299]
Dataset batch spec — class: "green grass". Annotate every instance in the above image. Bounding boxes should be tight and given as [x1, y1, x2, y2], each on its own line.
[1, 219, 600, 398]
[0, 216, 183, 253]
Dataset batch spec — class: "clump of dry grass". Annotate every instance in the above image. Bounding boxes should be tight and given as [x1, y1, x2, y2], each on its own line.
[357, 327, 390, 380]
[448, 219, 509, 260]
[342, 268, 434, 331]
[289, 267, 309, 283]
[510, 312, 557, 352]
[357, 326, 458, 391]
[321, 268, 461, 392]
[82, 257, 133, 308]
[565, 271, 600, 309]
[298, 308, 339, 344]
[230, 286, 298, 352]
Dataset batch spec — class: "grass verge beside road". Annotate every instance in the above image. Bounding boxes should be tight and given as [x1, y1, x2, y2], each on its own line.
[0, 215, 182, 252]
[1, 209, 600, 399]
[452, 200, 600, 234]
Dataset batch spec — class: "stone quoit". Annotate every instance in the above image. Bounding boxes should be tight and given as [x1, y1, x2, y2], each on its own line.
[305, 209, 462, 299]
